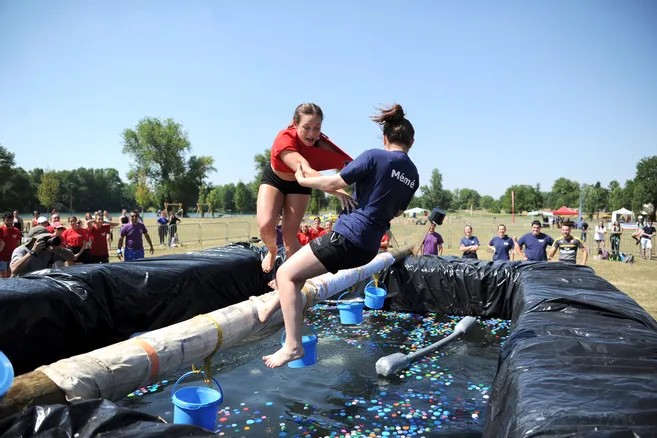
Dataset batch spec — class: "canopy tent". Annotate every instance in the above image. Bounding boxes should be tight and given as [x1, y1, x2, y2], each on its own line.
[612, 208, 634, 224]
[404, 207, 429, 217]
[552, 206, 578, 216]
[527, 210, 553, 217]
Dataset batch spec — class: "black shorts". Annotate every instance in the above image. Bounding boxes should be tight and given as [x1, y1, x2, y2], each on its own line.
[91, 255, 109, 264]
[261, 165, 311, 196]
[309, 231, 378, 274]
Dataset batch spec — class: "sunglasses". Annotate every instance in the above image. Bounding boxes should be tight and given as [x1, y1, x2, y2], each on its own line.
[130, 215, 138, 218]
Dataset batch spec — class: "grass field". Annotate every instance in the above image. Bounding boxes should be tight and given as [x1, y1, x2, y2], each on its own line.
[132, 211, 657, 320]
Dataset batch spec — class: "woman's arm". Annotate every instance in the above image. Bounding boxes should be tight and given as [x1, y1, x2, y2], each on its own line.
[295, 164, 348, 192]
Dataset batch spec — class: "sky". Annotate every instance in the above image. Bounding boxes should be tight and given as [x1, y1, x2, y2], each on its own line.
[1, 1, 656, 198]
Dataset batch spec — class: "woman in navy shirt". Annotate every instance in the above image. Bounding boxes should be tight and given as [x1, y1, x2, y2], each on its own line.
[460, 225, 480, 259]
[258, 104, 419, 368]
[488, 224, 514, 261]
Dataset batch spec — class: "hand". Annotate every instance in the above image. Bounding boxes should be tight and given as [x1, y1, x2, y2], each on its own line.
[33, 240, 47, 254]
[149, 246, 154, 255]
[334, 191, 357, 213]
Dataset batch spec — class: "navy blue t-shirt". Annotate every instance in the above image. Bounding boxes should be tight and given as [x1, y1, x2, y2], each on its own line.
[489, 235, 514, 261]
[334, 149, 418, 252]
[517, 232, 554, 261]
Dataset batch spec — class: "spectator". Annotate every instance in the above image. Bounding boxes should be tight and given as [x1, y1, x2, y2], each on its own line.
[31, 211, 40, 228]
[515, 220, 555, 261]
[12, 211, 24, 235]
[548, 222, 588, 265]
[639, 219, 656, 260]
[580, 221, 589, 242]
[9, 226, 74, 277]
[319, 220, 333, 237]
[593, 221, 606, 250]
[36, 215, 49, 228]
[168, 210, 182, 246]
[309, 217, 324, 240]
[418, 222, 444, 255]
[610, 221, 622, 256]
[459, 225, 479, 259]
[296, 223, 312, 246]
[275, 215, 284, 247]
[632, 215, 646, 245]
[88, 212, 119, 263]
[62, 216, 92, 264]
[117, 210, 154, 261]
[156, 210, 169, 246]
[489, 224, 514, 261]
[1, 212, 22, 278]
[379, 229, 391, 252]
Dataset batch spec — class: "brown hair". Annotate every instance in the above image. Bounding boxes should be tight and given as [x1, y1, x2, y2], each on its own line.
[292, 103, 324, 125]
[371, 104, 414, 150]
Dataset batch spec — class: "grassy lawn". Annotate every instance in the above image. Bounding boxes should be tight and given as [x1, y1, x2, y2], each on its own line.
[131, 211, 657, 320]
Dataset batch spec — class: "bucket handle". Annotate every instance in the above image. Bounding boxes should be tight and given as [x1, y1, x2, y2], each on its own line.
[337, 291, 364, 302]
[366, 280, 386, 292]
[280, 324, 318, 344]
[171, 370, 223, 398]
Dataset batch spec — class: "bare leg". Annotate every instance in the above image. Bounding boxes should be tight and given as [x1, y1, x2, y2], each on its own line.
[257, 184, 285, 273]
[281, 194, 310, 259]
[250, 293, 281, 323]
[262, 245, 327, 368]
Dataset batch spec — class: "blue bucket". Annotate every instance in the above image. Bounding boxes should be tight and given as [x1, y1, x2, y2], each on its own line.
[281, 325, 318, 368]
[364, 280, 387, 310]
[171, 371, 223, 430]
[336, 291, 364, 325]
[0, 351, 14, 400]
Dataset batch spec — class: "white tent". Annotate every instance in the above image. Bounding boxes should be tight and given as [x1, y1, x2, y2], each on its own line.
[404, 207, 429, 217]
[527, 210, 553, 217]
[612, 208, 633, 224]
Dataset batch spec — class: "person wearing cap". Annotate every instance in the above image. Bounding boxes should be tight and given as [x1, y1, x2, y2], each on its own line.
[9, 226, 75, 277]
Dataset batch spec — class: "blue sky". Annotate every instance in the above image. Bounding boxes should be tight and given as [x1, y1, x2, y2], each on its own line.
[1, 1, 656, 198]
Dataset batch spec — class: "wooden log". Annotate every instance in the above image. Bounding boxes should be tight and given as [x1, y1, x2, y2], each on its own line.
[0, 245, 413, 418]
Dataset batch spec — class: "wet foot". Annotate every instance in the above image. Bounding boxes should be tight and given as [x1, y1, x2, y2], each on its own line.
[262, 345, 304, 368]
[268, 279, 278, 290]
[261, 251, 276, 273]
[249, 294, 280, 323]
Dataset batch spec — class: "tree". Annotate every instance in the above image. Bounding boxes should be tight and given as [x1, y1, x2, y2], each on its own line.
[234, 182, 253, 213]
[419, 169, 452, 210]
[607, 180, 624, 211]
[583, 182, 608, 217]
[122, 117, 215, 208]
[480, 195, 495, 211]
[37, 171, 60, 211]
[635, 156, 657, 219]
[547, 178, 580, 209]
[499, 185, 541, 213]
[253, 148, 271, 182]
[453, 188, 481, 211]
[134, 173, 154, 212]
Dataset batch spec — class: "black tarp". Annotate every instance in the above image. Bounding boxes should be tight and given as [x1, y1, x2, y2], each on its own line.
[387, 256, 657, 436]
[0, 398, 214, 437]
[0, 244, 271, 374]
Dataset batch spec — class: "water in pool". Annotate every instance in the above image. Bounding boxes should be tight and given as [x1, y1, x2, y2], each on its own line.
[118, 306, 509, 437]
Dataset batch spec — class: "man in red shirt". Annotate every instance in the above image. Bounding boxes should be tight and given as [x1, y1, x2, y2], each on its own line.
[1, 211, 22, 277]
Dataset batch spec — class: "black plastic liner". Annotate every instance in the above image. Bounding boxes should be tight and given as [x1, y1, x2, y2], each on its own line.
[3, 252, 657, 436]
[0, 244, 271, 374]
[387, 256, 657, 436]
[0, 398, 214, 437]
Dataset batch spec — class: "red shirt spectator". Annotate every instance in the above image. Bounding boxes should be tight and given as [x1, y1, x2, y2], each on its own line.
[62, 226, 90, 248]
[1, 215, 23, 277]
[309, 217, 324, 240]
[89, 223, 112, 257]
[297, 224, 312, 245]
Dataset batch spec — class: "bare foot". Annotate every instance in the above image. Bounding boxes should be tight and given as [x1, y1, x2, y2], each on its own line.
[249, 295, 281, 323]
[268, 279, 278, 290]
[261, 251, 276, 273]
[263, 345, 304, 368]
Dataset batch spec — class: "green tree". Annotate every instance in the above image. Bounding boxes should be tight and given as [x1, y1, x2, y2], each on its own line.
[480, 195, 495, 211]
[583, 182, 608, 217]
[234, 182, 253, 213]
[608, 180, 624, 211]
[499, 185, 541, 213]
[134, 174, 154, 212]
[253, 148, 271, 182]
[419, 169, 452, 210]
[453, 188, 481, 211]
[634, 156, 657, 218]
[547, 178, 580, 209]
[37, 171, 60, 211]
[206, 187, 221, 216]
[122, 117, 215, 208]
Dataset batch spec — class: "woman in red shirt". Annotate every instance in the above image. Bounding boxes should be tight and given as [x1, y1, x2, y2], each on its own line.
[296, 223, 312, 246]
[257, 103, 355, 273]
[61, 216, 92, 264]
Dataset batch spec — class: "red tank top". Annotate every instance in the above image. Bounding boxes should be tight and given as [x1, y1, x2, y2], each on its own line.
[270, 127, 353, 173]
